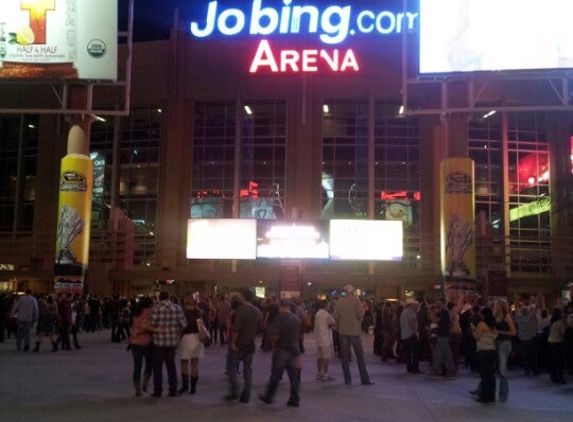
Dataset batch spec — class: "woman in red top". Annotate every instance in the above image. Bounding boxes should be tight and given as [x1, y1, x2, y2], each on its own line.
[129, 297, 164, 397]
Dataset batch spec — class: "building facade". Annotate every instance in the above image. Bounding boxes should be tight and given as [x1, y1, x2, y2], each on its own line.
[1, 2, 573, 302]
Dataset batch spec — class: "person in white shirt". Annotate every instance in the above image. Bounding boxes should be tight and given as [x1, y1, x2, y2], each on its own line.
[313, 300, 336, 381]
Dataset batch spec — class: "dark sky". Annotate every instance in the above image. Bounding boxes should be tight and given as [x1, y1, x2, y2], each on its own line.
[120, 0, 184, 41]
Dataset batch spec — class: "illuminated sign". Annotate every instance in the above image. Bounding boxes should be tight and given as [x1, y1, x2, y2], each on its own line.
[190, 0, 418, 73]
[190, 0, 418, 44]
[257, 221, 329, 259]
[329, 219, 403, 261]
[187, 219, 257, 260]
[249, 39, 358, 73]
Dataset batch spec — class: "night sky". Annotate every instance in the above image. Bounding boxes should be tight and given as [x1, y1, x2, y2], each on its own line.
[123, 0, 199, 41]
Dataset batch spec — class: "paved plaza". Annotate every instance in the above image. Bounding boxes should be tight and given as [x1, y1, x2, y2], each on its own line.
[0, 330, 571, 422]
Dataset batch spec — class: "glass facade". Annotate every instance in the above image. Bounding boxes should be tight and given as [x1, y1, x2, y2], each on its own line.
[0, 114, 38, 235]
[191, 100, 286, 219]
[322, 100, 421, 267]
[469, 112, 551, 273]
[90, 107, 162, 266]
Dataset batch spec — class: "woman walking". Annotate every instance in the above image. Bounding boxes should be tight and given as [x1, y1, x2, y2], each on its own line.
[472, 307, 497, 403]
[494, 299, 516, 402]
[548, 307, 566, 384]
[178, 298, 207, 395]
[32, 296, 60, 352]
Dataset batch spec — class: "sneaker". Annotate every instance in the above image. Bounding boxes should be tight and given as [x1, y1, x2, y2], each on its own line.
[321, 375, 335, 382]
[224, 394, 238, 402]
[444, 375, 457, 380]
[286, 400, 299, 407]
[316, 373, 323, 381]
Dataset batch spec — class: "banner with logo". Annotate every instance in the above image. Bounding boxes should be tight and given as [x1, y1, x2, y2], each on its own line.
[440, 158, 476, 279]
[0, 0, 117, 79]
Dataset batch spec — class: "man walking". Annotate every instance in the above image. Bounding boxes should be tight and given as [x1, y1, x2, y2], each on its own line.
[333, 284, 374, 385]
[11, 289, 38, 352]
[226, 288, 261, 403]
[259, 298, 301, 407]
[400, 298, 420, 374]
[150, 291, 187, 397]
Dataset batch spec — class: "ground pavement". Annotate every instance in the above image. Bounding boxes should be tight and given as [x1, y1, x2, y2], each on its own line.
[0, 330, 571, 422]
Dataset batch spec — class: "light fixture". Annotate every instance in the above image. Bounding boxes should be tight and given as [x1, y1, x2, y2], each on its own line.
[398, 105, 405, 115]
[156, 108, 162, 113]
[28, 124, 35, 129]
[483, 110, 497, 119]
[244, 105, 253, 115]
[323, 104, 329, 114]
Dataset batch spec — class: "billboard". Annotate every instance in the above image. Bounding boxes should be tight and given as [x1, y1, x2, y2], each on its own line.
[0, 0, 118, 79]
[256, 220, 329, 259]
[186, 219, 258, 260]
[419, 0, 573, 74]
[329, 219, 403, 261]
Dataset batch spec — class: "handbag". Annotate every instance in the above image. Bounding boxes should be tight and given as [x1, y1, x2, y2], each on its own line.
[196, 318, 211, 346]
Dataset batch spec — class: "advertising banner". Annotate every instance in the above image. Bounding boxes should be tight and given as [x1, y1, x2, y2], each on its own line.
[0, 0, 118, 79]
[54, 126, 93, 296]
[440, 158, 476, 279]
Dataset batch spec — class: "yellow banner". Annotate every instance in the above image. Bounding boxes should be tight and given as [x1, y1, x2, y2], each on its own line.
[54, 154, 93, 295]
[440, 158, 475, 278]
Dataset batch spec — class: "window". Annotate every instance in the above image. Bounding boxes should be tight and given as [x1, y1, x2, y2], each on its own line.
[0, 114, 38, 234]
[192, 100, 286, 219]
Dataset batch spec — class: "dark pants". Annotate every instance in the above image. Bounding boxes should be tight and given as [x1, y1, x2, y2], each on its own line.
[477, 350, 497, 402]
[549, 342, 565, 383]
[519, 338, 538, 375]
[403, 335, 420, 373]
[228, 347, 254, 401]
[132, 344, 153, 384]
[262, 348, 300, 405]
[57, 325, 71, 350]
[152, 345, 177, 396]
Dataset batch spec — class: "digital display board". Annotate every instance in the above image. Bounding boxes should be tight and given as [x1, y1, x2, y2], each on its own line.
[329, 219, 403, 261]
[0, 0, 118, 80]
[419, 0, 573, 74]
[256, 220, 329, 259]
[186, 219, 257, 260]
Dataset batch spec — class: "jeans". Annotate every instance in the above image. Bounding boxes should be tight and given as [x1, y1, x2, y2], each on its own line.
[262, 348, 300, 404]
[432, 336, 455, 377]
[339, 334, 372, 384]
[16, 320, 34, 350]
[132, 344, 153, 384]
[403, 335, 420, 373]
[152, 345, 177, 396]
[228, 347, 254, 401]
[496, 340, 511, 400]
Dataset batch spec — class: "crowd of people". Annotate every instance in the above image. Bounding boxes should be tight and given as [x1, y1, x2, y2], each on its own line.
[2, 287, 573, 407]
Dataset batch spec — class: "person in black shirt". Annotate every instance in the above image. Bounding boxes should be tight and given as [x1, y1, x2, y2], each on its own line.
[259, 298, 301, 407]
[430, 297, 456, 379]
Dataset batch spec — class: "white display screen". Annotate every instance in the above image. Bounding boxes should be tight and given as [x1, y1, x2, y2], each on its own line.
[186, 219, 257, 260]
[419, 0, 573, 73]
[329, 220, 403, 261]
[256, 221, 329, 259]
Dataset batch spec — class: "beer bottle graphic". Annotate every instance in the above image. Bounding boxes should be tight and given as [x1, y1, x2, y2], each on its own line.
[0, 0, 78, 79]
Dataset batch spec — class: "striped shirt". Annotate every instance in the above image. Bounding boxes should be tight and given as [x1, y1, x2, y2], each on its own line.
[150, 300, 187, 347]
